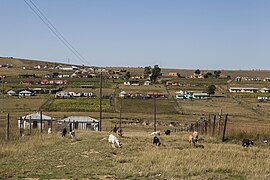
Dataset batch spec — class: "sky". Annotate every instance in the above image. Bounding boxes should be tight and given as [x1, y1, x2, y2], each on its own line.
[1, 0, 270, 70]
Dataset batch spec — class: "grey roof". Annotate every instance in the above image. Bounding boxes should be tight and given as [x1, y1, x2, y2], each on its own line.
[7, 90, 16, 94]
[59, 116, 99, 123]
[19, 90, 32, 94]
[21, 112, 53, 120]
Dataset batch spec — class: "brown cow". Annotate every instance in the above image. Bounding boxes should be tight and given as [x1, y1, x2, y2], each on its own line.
[189, 131, 199, 147]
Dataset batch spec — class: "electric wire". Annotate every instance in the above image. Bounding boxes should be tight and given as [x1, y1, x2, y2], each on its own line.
[23, 0, 88, 65]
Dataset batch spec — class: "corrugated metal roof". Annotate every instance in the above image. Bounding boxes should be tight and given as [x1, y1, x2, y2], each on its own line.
[22, 112, 53, 120]
[59, 116, 99, 123]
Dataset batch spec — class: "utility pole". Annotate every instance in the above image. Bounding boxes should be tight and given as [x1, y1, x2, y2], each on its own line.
[119, 97, 122, 130]
[1, 76, 4, 113]
[99, 72, 102, 131]
[154, 93, 157, 132]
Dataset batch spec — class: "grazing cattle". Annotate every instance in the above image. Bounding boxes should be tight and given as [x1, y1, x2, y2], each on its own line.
[151, 131, 161, 136]
[48, 128, 52, 134]
[153, 136, 161, 146]
[62, 128, 67, 137]
[108, 134, 121, 148]
[189, 131, 199, 147]
[165, 130, 171, 135]
[242, 138, 254, 148]
[117, 129, 123, 137]
[70, 131, 75, 139]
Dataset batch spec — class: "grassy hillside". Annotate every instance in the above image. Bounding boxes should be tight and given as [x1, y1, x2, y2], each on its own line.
[0, 131, 269, 179]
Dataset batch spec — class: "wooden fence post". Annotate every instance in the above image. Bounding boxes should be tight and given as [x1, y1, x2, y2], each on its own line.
[6, 113, 10, 141]
[222, 114, 228, 142]
[217, 109, 222, 136]
[29, 116, 32, 135]
[40, 111, 43, 133]
[212, 115, 216, 137]
[204, 121, 207, 136]
[19, 116, 22, 136]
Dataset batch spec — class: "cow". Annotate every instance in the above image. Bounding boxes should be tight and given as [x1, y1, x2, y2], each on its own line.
[165, 129, 171, 135]
[153, 136, 161, 146]
[242, 138, 254, 148]
[151, 131, 161, 136]
[189, 131, 199, 147]
[62, 127, 67, 137]
[108, 134, 121, 148]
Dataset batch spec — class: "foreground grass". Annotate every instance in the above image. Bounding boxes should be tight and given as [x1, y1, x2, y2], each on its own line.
[0, 131, 269, 179]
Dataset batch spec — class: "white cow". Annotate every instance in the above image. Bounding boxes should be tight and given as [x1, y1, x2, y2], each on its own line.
[108, 134, 121, 148]
[48, 128, 52, 134]
[151, 131, 161, 136]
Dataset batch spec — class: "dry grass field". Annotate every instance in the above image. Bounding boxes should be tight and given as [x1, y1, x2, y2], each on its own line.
[0, 131, 270, 179]
[1, 58, 270, 179]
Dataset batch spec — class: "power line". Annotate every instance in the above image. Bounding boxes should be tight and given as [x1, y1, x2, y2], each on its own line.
[23, 0, 88, 65]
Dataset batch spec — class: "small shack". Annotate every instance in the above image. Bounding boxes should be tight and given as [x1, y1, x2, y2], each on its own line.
[58, 116, 99, 131]
[7, 90, 16, 96]
[18, 112, 53, 129]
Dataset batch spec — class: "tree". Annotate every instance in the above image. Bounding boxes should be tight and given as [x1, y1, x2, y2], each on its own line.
[194, 69, 201, 75]
[125, 71, 131, 80]
[203, 72, 213, 78]
[144, 66, 151, 78]
[214, 70, 221, 78]
[207, 85, 216, 95]
[150, 65, 161, 83]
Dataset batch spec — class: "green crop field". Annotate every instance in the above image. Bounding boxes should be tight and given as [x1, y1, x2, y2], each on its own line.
[45, 98, 112, 112]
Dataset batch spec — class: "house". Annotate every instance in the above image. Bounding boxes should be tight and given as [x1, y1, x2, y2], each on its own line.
[147, 92, 167, 98]
[144, 81, 151, 85]
[82, 92, 95, 98]
[235, 76, 241, 82]
[59, 65, 79, 71]
[58, 116, 99, 131]
[259, 88, 270, 93]
[263, 78, 270, 82]
[55, 91, 70, 98]
[69, 92, 81, 97]
[166, 81, 178, 86]
[19, 90, 34, 97]
[124, 80, 140, 86]
[7, 90, 16, 96]
[168, 72, 178, 77]
[18, 112, 53, 129]
[119, 91, 128, 98]
[175, 91, 208, 99]
[229, 87, 259, 93]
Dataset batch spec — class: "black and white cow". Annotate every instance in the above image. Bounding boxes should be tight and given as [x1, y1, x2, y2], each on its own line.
[242, 138, 254, 148]
[153, 136, 161, 146]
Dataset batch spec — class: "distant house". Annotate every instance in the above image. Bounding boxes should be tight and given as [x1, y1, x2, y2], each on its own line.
[58, 116, 99, 131]
[175, 91, 209, 99]
[55, 91, 70, 98]
[119, 91, 128, 98]
[124, 80, 140, 86]
[235, 76, 241, 82]
[166, 81, 178, 86]
[59, 65, 79, 71]
[229, 87, 258, 93]
[263, 78, 270, 82]
[19, 90, 34, 97]
[7, 90, 16, 96]
[168, 72, 178, 77]
[259, 88, 270, 93]
[69, 92, 81, 97]
[144, 81, 151, 86]
[18, 112, 53, 129]
[82, 92, 95, 98]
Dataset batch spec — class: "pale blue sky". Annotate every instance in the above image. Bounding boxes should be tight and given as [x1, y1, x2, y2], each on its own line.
[1, 0, 270, 69]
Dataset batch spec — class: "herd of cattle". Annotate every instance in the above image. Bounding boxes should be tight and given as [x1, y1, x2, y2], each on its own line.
[58, 127, 267, 149]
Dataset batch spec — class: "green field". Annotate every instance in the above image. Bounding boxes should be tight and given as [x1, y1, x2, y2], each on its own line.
[45, 98, 112, 112]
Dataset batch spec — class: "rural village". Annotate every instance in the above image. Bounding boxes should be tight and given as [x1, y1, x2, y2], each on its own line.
[1, 57, 270, 179]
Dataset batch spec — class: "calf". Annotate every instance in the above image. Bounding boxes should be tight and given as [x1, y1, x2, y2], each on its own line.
[165, 129, 171, 135]
[242, 138, 254, 148]
[62, 128, 67, 137]
[189, 131, 199, 147]
[153, 136, 161, 146]
[108, 134, 121, 148]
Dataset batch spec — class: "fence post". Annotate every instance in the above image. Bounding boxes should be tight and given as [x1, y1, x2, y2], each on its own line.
[204, 121, 207, 136]
[222, 114, 228, 142]
[212, 115, 216, 137]
[40, 111, 43, 133]
[50, 117, 53, 132]
[217, 109, 222, 136]
[6, 113, 10, 141]
[29, 116, 32, 135]
[19, 116, 22, 136]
